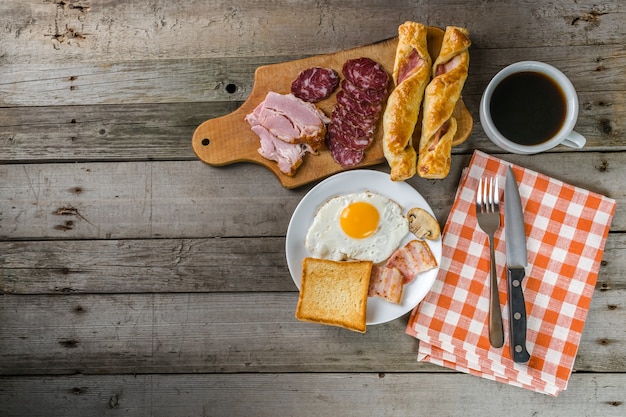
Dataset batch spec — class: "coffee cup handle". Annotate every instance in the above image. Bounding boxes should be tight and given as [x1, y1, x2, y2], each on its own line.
[562, 130, 586, 149]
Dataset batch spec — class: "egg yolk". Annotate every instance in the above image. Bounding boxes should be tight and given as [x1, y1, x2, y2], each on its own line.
[340, 201, 380, 239]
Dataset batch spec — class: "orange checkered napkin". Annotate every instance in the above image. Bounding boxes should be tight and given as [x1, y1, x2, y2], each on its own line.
[406, 150, 616, 396]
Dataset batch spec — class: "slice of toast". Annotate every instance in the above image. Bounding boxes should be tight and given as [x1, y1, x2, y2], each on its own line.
[295, 257, 373, 333]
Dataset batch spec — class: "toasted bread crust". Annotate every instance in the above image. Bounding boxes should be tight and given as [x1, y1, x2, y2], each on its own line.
[295, 258, 372, 333]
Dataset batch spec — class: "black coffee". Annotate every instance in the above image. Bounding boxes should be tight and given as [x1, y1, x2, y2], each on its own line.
[490, 71, 567, 146]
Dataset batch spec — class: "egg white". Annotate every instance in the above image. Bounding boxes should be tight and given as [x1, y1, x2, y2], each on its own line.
[305, 191, 409, 263]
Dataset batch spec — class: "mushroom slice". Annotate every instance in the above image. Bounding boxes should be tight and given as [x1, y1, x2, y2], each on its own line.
[407, 207, 441, 240]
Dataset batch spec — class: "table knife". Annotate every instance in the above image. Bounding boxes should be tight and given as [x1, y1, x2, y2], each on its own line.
[505, 166, 531, 363]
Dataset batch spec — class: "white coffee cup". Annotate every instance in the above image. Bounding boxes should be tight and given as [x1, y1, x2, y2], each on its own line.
[479, 61, 585, 154]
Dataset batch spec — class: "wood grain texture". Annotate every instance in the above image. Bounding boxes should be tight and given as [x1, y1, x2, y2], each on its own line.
[0, 45, 624, 108]
[0, 0, 624, 415]
[0, 289, 623, 375]
[0, 373, 625, 417]
[0, 1, 623, 65]
[0, 238, 293, 294]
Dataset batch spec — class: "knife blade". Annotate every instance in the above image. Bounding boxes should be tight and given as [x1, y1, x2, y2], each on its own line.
[505, 166, 531, 363]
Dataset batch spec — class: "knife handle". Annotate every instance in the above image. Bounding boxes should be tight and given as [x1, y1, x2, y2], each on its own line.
[507, 267, 530, 363]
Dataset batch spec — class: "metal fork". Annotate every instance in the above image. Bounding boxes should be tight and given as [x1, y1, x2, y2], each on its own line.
[475, 177, 504, 348]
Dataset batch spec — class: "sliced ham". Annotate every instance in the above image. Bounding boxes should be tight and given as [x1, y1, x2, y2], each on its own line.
[386, 240, 438, 284]
[246, 92, 329, 175]
[367, 239, 438, 304]
[397, 48, 425, 84]
[252, 125, 306, 176]
[434, 54, 463, 76]
[246, 92, 328, 151]
[368, 265, 404, 304]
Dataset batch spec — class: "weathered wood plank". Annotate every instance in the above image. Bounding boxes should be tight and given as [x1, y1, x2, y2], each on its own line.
[0, 89, 623, 163]
[1, 45, 624, 107]
[0, 292, 424, 375]
[0, 238, 292, 294]
[0, 372, 624, 417]
[0, 289, 623, 375]
[0, 1, 623, 65]
[0, 102, 240, 162]
[0, 1, 622, 414]
[0, 152, 623, 242]
[0, 160, 304, 240]
[0, 57, 272, 106]
[0, 232, 623, 295]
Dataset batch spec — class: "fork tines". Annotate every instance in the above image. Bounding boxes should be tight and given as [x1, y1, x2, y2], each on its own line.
[477, 177, 499, 213]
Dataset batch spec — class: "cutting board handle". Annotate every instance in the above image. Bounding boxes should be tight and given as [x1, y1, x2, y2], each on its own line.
[192, 107, 263, 166]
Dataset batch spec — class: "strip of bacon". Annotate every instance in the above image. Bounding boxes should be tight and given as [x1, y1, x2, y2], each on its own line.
[368, 265, 404, 304]
[386, 240, 438, 284]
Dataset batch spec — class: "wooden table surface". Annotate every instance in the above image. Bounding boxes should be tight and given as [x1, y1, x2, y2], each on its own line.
[1, 1, 624, 415]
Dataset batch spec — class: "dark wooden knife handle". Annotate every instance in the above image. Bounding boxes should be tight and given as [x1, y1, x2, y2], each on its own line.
[507, 267, 530, 363]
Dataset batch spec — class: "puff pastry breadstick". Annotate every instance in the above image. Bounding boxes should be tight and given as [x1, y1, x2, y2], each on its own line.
[382, 22, 432, 181]
[417, 26, 471, 179]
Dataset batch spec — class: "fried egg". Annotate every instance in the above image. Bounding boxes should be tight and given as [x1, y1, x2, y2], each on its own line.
[305, 191, 409, 263]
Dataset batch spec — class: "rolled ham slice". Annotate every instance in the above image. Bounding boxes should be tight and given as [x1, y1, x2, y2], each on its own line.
[381, 21, 432, 182]
[417, 26, 471, 179]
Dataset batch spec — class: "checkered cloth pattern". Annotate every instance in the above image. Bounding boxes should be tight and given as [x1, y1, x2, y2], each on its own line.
[406, 150, 616, 396]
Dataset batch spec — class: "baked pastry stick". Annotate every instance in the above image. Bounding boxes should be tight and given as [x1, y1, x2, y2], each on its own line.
[417, 26, 471, 179]
[382, 22, 432, 181]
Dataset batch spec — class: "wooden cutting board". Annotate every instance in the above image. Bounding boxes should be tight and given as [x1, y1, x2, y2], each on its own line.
[192, 26, 473, 189]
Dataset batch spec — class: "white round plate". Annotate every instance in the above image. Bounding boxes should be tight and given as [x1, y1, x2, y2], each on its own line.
[286, 170, 442, 325]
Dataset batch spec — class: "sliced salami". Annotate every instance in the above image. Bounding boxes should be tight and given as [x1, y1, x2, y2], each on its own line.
[342, 57, 390, 92]
[332, 105, 378, 136]
[334, 97, 379, 122]
[341, 79, 388, 104]
[335, 90, 382, 117]
[325, 57, 389, 168]
[327, 133, 365, 167]
[328, 121, 373, 150]
[290, 67, 339, 102]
